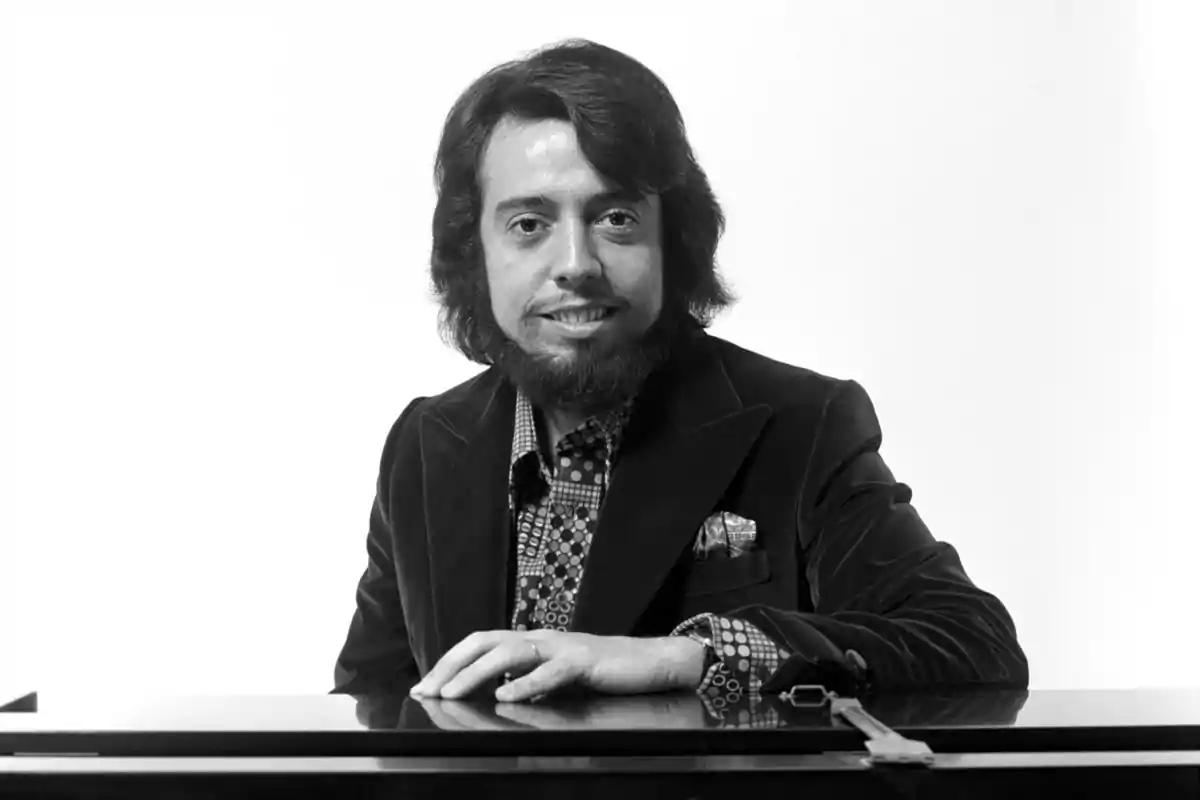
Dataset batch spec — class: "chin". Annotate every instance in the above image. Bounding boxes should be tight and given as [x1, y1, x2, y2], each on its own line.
[539, 347, 581, 367]
[536, 330, 625, 359]
[486, 307, 681, 412]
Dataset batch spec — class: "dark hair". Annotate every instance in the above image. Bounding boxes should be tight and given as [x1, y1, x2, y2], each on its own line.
[429, 38, 735, 364]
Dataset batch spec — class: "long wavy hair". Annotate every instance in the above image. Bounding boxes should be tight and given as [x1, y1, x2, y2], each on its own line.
[429, 38, 735, 365]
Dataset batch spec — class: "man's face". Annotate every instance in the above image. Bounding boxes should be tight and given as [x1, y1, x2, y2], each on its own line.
[478, 116, 664, 368]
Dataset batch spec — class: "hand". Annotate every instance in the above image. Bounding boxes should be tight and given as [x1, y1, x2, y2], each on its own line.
[409, 630, 705, 703]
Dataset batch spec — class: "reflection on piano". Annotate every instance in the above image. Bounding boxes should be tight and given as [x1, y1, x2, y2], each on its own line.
[2, 688, 1198, 798]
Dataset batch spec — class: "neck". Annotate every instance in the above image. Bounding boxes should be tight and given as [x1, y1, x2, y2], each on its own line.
[540, 406, 589, 454]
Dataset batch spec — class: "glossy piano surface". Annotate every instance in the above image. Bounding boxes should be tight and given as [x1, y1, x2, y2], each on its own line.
[3, 689, 1199, 798]
[2, 688, 1199, 757]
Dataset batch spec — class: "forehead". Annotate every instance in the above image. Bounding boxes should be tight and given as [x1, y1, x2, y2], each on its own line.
[479, 117, 615, 207]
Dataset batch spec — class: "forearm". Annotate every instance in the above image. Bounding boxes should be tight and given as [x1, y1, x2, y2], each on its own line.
[334, 478, 420, 696]
[792, 518, 1028, 690]
[666, 581, 1024, 702]
[746, 601, 1028, 691]
[794, 377, 1028, 690]
[654, 634, 707, 691]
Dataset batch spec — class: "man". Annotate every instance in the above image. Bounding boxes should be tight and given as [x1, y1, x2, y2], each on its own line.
[332, 39, 1028, 706]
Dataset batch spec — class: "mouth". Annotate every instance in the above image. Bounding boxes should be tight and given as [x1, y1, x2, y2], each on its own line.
[538, 306, 619, 325]
[535, 305, 621, 337]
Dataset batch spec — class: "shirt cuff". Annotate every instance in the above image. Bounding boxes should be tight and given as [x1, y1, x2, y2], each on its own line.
[671, 612, 791, 707]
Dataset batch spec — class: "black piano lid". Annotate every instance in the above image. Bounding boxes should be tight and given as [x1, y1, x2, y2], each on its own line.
[1, 688, 1198, 757]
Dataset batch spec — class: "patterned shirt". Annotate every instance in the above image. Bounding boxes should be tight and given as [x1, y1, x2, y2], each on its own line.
[507, 391, 789, 702]
[507, 391, 631, 632]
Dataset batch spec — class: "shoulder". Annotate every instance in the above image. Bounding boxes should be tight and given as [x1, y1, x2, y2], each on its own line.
[403, 365, 501, 419]
[377, 365, 502, 465]
[704, 333, 885, 458]
[704, 333, 858, 413]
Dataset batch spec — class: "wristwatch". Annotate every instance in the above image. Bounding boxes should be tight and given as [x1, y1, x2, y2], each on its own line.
[682, 627, 721, 684]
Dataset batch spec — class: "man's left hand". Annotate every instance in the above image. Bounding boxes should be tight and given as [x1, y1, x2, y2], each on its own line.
[409, 630, 704, 703]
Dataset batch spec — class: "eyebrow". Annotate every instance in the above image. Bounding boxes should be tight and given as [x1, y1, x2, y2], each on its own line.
[492, 189, 645, 219]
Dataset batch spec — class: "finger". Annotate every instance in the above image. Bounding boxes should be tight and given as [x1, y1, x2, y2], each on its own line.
[411, 631, 508, 697]
[441, 640, 542, 699]
[494, 658, 578, 703]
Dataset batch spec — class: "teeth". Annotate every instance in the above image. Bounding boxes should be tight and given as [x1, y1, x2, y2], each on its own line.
[552, 308, 607, 324]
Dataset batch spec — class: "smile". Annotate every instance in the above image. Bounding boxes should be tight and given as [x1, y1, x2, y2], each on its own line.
[537, 307, 619, 337]
[542, 307, 616, 325]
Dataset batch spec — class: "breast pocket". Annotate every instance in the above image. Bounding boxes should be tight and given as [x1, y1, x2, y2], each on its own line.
[681, 549, 771, 597]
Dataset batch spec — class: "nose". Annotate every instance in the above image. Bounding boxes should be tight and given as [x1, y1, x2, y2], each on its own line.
[548, 218, 601, 287]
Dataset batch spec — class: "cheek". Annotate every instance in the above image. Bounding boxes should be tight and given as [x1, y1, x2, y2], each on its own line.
[486, 270, 519, 329]
[615, 256, 664, 317]
[646, 264, 664, 309]
[484, 256, 537, 335]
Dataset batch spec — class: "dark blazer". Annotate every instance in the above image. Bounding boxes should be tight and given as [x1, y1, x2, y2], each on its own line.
[333, 327, 1028, 698]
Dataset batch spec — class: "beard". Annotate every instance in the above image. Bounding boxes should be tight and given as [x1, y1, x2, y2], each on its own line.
[483, 303, 686, 417]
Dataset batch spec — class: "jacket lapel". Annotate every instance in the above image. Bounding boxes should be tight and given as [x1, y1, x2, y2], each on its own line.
[571, 330, 773, 636]
[419, 369, 515, 659]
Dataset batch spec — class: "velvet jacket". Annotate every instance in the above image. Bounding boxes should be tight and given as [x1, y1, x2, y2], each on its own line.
[332, 327, 1028, 698]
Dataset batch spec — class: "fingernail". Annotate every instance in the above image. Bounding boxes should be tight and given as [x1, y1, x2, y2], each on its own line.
[410, 682, 427, 696]
[495, 686, 515, 702]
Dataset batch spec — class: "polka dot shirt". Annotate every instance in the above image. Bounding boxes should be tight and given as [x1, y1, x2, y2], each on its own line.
[670, 612, 790, 710]
[507, 391, 790, 703]
[507, 391, 630, 633]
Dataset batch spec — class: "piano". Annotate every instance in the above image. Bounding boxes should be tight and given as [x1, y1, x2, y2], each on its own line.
[2, 687, 1198, 797]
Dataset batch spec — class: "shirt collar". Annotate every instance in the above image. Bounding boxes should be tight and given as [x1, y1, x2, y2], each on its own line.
[509, 390, 634, 486]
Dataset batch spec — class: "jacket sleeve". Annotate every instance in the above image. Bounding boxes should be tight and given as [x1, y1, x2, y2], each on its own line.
[738, 379, 1028, 694]
[331, 398, 425, 697]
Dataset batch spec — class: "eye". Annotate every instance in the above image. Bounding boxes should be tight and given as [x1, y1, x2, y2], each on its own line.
[511, 217, 547, 237]
[600, 210, 637, 230]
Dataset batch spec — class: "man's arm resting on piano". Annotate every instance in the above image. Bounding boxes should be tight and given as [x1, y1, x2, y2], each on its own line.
[678, 379, 1029, 701]
[331, 399, 424, 698]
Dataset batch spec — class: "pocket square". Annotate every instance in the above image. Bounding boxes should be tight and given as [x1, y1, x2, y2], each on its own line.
[692, 511, 758, 559]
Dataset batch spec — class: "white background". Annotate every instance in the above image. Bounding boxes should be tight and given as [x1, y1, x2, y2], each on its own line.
[1, 0, 1197, 696]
